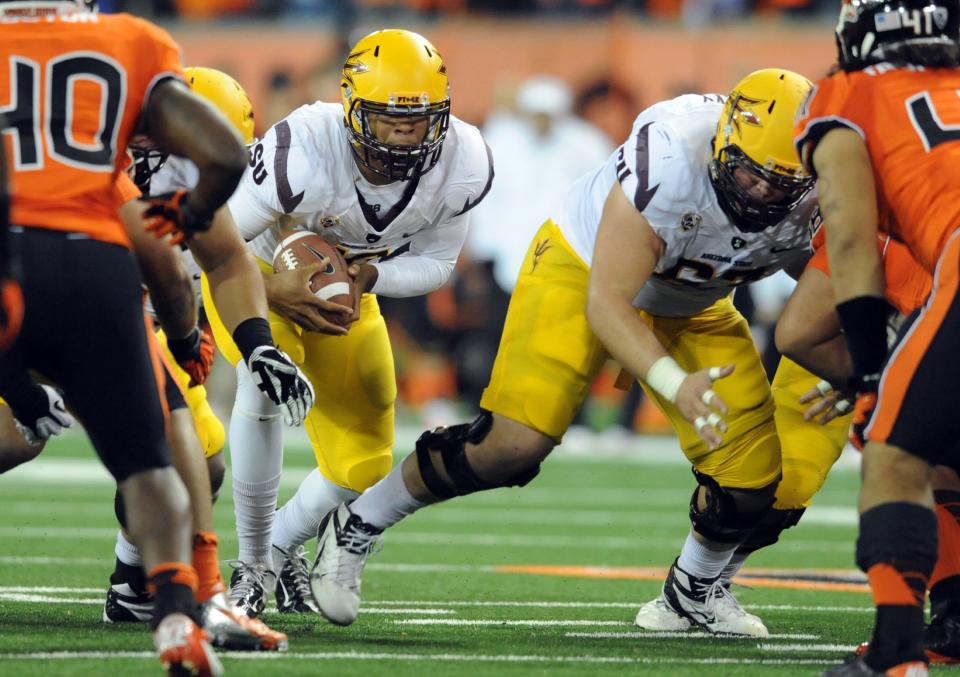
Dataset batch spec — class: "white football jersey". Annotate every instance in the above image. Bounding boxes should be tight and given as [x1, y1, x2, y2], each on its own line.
[228, 102, 493, 298]
[140, 154, 204, 317]
[558, 94, 817, 318]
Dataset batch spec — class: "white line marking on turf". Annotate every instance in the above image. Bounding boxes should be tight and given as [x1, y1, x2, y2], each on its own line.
[565, 632, 821, 640]
[369, 599, 873, 613]
[394, 619, 633, 627]
[0, 593, 101, 605]
[0, 586, 103, 593]
[760, 644, 851, 652]
[367, 563, 497, 573]
[0, 651, 834, 666]
[359, 608, 454, 615]
[0, 556, 108, 565]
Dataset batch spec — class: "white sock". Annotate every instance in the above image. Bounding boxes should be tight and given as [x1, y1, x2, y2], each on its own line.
[720, 551, 749, 582]
[676, 531, 737, 580]
[230, 362, 284, 567]
[273, 468, 359, 552]
[114, 530, 142, 567]
[350, 463, 425, 530]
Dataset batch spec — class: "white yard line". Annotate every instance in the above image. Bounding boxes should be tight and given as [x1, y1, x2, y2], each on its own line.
[0, 650, 834, 666]
[565, 632, 821, 640]
[760, 644, 852, 652]
[0, 593, 101, 605]
[395, 619, 632, 627]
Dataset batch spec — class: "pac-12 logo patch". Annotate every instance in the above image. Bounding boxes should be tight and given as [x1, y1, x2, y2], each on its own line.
[680, 213, 702, 231]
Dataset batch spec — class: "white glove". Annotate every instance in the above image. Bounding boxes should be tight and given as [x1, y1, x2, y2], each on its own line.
[246, 346, 315, 426]
[13, 384, 75, 446]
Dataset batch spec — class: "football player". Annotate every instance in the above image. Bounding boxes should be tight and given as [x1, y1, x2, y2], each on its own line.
[0, 1, 245, 673]
[204, 28, 493, 616]
[794, 0, 960, 674]
[102, 68, 294, 652]
[0, 119, 20, 352]
[310, 69, 817, 634]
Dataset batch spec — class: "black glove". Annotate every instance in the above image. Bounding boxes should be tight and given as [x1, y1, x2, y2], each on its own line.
[245, 345, 314, 426]
[12, 383, 75, 446]
[167, 326, 215, 387]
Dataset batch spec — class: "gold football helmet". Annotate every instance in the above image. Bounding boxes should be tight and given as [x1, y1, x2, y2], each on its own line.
[340, 29, 451, 182]
[709, 69, 814, 232]
[184, 66, 255, 144]
[130, 67, 255, 191]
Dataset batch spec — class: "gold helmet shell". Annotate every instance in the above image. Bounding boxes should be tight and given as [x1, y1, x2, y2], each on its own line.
[709, 68, 814, 232]
[341, 29, 451, 182]
[184, 66, 255, 144]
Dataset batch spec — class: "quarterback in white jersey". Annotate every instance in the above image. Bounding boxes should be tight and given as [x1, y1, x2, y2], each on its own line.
[309, 69, 819, 635]
[202, 29, 493, 617]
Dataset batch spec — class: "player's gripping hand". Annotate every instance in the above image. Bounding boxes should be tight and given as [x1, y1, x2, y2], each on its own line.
[800, 380, 854, 425]
[167, 326, 216, 387]
[264, 263, 350, 336]
[13, 384, 75, 446]
[141, 189, 213, 245]
[246, 346, 315, 426]
[676, 365, 735, 451]
[846, 373, 880, 451]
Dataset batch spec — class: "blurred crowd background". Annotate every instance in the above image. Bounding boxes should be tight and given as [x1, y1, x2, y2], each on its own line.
[110, 3, 837, 436]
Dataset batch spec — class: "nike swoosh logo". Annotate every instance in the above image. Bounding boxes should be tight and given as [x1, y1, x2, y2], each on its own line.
[769, 245, 798, 253]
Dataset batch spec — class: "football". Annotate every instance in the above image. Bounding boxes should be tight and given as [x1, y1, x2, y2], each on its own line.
[272, 230, 355, 316]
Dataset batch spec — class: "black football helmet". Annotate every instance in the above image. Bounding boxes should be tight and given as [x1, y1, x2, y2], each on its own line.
[836, 0, 960, 71]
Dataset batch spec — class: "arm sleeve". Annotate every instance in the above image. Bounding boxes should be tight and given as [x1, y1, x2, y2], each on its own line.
[369, 212, 470, 298]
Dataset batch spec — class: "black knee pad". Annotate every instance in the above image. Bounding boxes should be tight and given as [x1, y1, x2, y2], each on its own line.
[114, 486, 127, 530]
[688, 470, 777, 544]
[735, 507, 806, 555]
[415, 410, 541, 500]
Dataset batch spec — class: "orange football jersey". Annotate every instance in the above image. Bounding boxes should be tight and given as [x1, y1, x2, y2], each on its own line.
[0, 12, 183, 247]
[808, 229, 931, 316]
[795, 66, 960, 274]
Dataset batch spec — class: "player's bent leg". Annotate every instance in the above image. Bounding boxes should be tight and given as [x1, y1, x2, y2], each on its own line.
[227, 362, 284, 616]
[922, 466, 960, 664]
[311, 412, 555, 626]
[637, 473, 776, 637]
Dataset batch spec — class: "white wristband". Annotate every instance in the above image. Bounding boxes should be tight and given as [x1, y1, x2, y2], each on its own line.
[646, 356, 688, 403]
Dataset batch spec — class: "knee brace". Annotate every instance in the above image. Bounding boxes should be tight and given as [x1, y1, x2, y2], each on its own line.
[415, 410, 541, 500]
[735, 507, 806, 555]
[688, 470, 777, 544]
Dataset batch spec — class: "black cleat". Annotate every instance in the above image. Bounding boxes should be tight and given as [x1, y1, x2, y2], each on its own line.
[103, 581, 154, 623]
[273, 544, 319, 614]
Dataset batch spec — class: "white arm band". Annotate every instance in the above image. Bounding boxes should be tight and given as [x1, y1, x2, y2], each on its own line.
[646, 356, 688, 403]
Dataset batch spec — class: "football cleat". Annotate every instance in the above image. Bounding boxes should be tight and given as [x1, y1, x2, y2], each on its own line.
[309, 502, 382, 626]
[103, 582, 154, 624]
[923, 611, 960, 664]
[658, 559, 769, 637]
[201, 591, 288, 652]
[226, 560, 275, 618]
[634, 596, 693, 631]
[273, 544, 319, 614]
[153, 612, 223, 677]
[817, 656, 927, 676]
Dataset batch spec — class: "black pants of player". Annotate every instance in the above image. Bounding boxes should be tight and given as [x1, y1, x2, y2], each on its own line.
[0, 227, 172, 481]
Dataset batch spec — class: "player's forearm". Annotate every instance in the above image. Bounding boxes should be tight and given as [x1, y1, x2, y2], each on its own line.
[149, 275, 197, 340]
[206, 249, 269, 334]
[780, 334, 853, 385]
[587, 296, 669, 385]
[370, 256, 454, 297]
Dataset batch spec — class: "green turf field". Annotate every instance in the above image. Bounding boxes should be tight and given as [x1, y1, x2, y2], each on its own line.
[0, 431, 920, 676]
